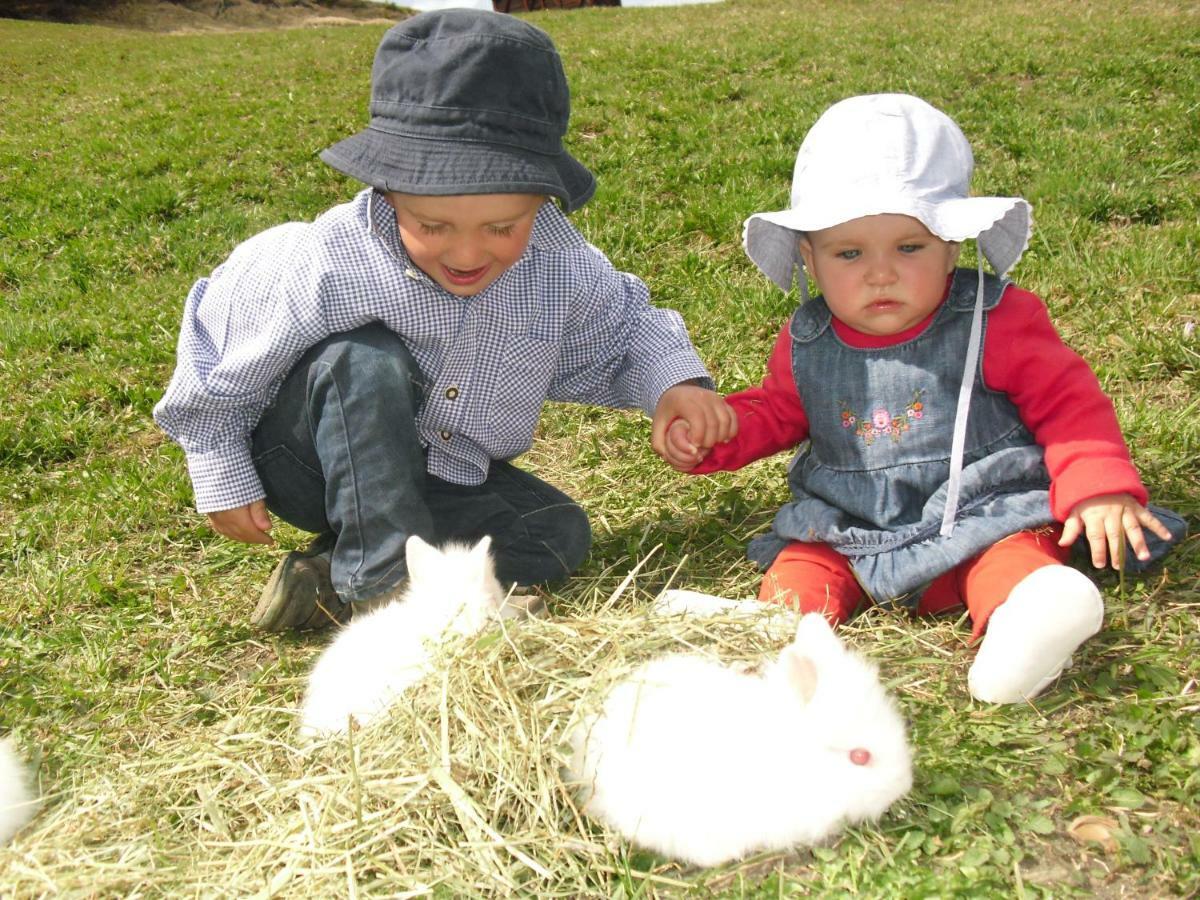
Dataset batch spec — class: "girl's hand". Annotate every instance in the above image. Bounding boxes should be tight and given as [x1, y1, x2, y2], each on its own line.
[651, 384, 737, 470]
[661, 419, 707, 471]
[1060, 494, 1172, 569]
[207, 500, 274, 545]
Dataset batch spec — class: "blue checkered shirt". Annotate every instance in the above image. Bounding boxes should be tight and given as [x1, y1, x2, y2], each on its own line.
[154, 189, 713, 513]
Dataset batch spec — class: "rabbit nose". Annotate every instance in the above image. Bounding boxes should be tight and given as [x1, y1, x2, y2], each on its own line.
[849, 748, 871, 766]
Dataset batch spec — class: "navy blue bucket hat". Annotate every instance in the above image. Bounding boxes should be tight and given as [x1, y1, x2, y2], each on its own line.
[321, 9, 596, 212]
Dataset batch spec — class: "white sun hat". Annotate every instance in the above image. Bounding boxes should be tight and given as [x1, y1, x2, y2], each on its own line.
[743, 93, 1032, 293]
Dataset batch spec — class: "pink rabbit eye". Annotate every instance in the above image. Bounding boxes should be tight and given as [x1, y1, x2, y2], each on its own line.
[849, 748, 871, 766]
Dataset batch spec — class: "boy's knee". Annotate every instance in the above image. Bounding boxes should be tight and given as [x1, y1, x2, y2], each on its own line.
[501, 502, 592, 585]
[551, 502, 592, 574]
[312, 323, 415, 369]
[307, 325, 425, 404]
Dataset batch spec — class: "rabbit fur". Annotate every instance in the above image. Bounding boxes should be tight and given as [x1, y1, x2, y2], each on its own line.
[0, 737, 36, 845]
[300, 534, 505, 738]
[564, 613, 912, 868]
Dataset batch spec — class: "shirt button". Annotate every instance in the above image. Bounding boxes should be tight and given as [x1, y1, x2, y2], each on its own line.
[445, 386, 459, 400]
[405, 267, 419, 279]
[439, 430, 452, 441]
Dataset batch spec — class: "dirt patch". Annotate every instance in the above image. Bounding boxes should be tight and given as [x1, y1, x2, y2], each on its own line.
[1, 0, 412, 33]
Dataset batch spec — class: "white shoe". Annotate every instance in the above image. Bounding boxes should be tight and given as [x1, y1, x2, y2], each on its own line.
[968, 565, 1103, 704]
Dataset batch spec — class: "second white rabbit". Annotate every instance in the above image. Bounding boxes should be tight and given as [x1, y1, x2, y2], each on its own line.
[564, 613, 912, 868]
[299, 534, 505, 738]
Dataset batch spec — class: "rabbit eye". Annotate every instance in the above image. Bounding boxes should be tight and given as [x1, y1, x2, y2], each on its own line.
[849, 748, 871, 766]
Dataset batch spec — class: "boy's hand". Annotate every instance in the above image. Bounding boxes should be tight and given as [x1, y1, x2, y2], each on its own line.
[207, 500, 274, 545]
[651, 383, 737, 469]
[1060, 493, 1172, 569]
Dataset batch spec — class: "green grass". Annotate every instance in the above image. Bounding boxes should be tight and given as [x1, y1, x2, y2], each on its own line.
[1, 0, 1198, 895]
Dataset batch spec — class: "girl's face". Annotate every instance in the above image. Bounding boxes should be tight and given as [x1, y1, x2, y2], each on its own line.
[385, 192, 544, 296]
[798, 214, 961, 336]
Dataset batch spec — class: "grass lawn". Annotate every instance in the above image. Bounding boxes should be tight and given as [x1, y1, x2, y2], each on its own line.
[1, 0, 1197, 895]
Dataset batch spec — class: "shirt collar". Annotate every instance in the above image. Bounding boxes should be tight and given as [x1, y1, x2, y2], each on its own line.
[364, 189, 408, 262]
[528, 198, 586, 251]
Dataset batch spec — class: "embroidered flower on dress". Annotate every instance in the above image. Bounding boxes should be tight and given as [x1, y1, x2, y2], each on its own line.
[841, 390, 926, 446]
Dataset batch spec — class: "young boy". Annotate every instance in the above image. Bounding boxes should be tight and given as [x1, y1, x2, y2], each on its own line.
[154, 10, 736, 632]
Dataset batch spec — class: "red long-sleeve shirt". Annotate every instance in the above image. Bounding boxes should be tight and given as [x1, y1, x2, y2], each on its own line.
[692, 284, 1146, 522]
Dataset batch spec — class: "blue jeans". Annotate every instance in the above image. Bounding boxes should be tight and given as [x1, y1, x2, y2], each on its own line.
[250, 325, 592, 603]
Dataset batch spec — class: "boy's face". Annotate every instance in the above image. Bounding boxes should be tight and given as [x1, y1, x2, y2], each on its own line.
[798, 214, 960, 336]
[385, 192, 544, 296]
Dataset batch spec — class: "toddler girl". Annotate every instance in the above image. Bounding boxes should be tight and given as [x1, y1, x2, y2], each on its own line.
[659, 94, 1183, 704]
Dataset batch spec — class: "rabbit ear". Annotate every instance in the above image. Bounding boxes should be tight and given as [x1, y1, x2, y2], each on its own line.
[405, 534, 436, 576]
[779, 646, 820, 704]
[782, 615, 855, 704]
[791, 613, 846, 659]
[470, 535, 493, 561]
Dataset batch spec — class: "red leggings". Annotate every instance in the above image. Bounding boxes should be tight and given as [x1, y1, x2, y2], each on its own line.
[759, 527, 1071, 640]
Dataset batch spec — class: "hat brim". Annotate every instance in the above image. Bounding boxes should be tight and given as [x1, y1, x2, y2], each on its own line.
[321, 126, 596, 214]
[744, 195, 1031, 292]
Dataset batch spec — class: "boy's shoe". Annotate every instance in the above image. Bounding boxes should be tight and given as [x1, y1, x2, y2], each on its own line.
[251, 534, 350, 633]
[968, 565, 1103, 704]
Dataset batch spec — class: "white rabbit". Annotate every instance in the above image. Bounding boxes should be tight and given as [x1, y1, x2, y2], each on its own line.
[564, 613, 912, 868]
[300, 534, 505, 738]
[0, 737, 37, 845]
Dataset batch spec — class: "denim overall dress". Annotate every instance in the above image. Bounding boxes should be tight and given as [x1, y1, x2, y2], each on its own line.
[747, 267, 1186, 605]
[748, 269, 1061, 607]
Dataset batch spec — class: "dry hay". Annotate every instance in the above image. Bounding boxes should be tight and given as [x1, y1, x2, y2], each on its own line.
[0, 580, 817, 897]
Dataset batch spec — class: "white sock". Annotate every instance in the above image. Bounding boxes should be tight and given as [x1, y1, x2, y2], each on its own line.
[968, 565, 1104, 704]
